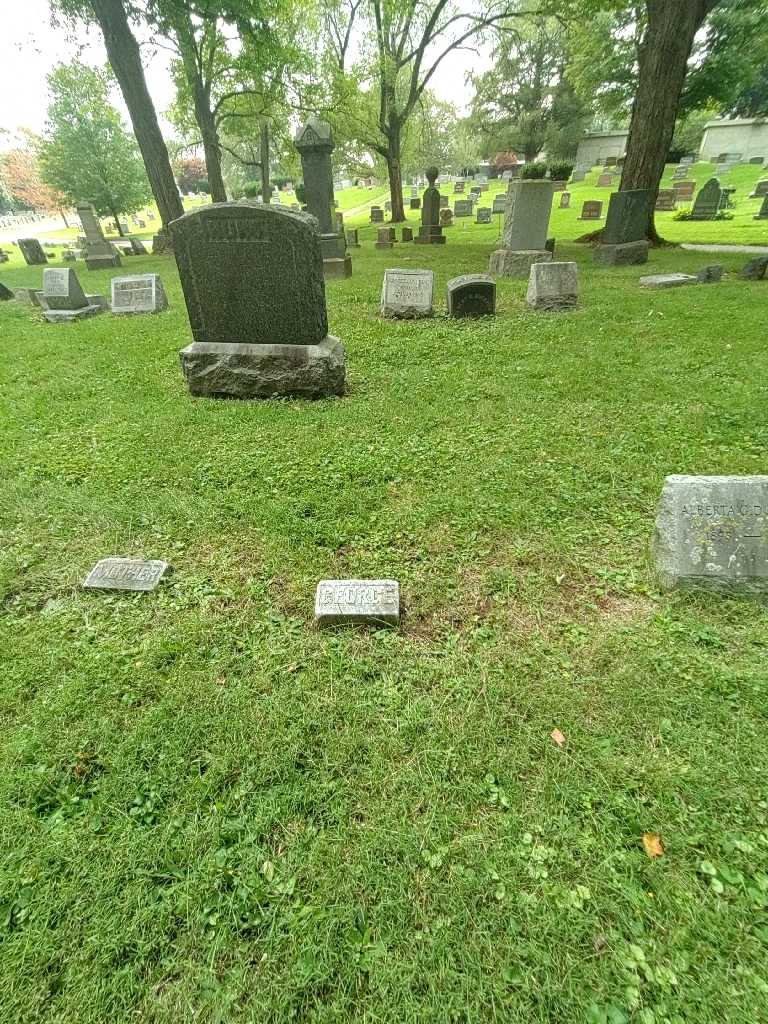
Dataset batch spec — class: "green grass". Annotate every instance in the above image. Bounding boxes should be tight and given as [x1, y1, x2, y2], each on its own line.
[1, 188, 768, 1024]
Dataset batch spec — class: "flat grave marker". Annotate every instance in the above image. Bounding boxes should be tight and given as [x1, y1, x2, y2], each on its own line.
[84, 558, 169, 592]
[315, 579, 400, 627]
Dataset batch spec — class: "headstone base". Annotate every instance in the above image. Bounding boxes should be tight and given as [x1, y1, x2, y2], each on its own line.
[42, 304, 104, 323]
[322, 255, 353, 279]
[374, 242, 394, 250]
[593, 240, 649, 266]
[85, 253, 122, 271]
[179, 336, 345, 399]
[488, 249, 551, 278]
[414, 226, 445, 245]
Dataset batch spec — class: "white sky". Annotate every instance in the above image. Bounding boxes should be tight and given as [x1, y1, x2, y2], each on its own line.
[0, 0, 490, 147]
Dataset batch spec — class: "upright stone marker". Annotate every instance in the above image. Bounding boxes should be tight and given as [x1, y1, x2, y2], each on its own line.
[653, 476, 768, 594]
[755, 195, 768, 220]
[594, 189, 650, 265]
[526, 262, 579, 311]
[415, 167, 445, 245]
[375, 227, 394, 250]
[492, 194, 507, 215]
[294, 118, 352, 279]
[439, 208, 453, 227]
[17, 238, 48, 265]
[673, 181, 696, 202]
[346, 228, 361, 248]
[655, 189, 677, 211]
[688, 178, 722, 220]
[476, 207, 491, 224]
[749, 180, 768, 198]
[172, 202, 345, 399]
[40, 268, 104, 322]
[315, 579, 400, 627]
[454, 199, 473, 218]
[370, 206, 384, 223]
[0, 282, 13, 301]
[446, 274, 496, 317]
[559, 191, 571, 209]
[489, 178, 554, 278]
[380, 268, 434, 318]
[77, 202, 121, 270]
[597, 173, 614, 187]
[84, 558, 169, 591]
[111, 274, 169, 315]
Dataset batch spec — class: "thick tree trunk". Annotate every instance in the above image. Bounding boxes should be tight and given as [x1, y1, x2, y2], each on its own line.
[260, 122, 270, 204]
[620, 0, 716, 240]
[386, 128, 406, 222]
[88, 0, 184, 244]
[112, 209, 123, 235]
[194, 95, 227, 203]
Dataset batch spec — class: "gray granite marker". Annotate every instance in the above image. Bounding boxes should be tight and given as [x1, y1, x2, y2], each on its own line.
[111, 273, 168, 314]
[380, 268, 434, 318]
[84, 558, 169, 591]
[639, 273, 697, 289]
[41, 268, 105, 322]
[315, 579, 400, 626]
[653, 475, 768, 594]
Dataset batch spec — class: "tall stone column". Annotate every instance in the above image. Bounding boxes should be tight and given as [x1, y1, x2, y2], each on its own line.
[295, 119, 352, 279]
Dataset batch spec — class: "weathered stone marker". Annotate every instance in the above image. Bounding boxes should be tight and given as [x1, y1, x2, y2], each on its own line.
[315, 579, 400, 626]
[172, 202, 345, 399]
[401, 227, 413, 242]
[370, 206, 384, 223]
[0, 282, 13, 301]
[594, 189, 651, 265]
[111, 273, 169, 315]
[492, 194, 507, 215]
[688, 178, 722, 220]
[476, 207, 491, 224]
[653, 476, 768, 594]
[17, 238, 48, 265]
[375, 227, 395, 250]
[439, 208, 453, 227]
[446, 274, 496, 317]
[754, 195, 768, 220]
[415, 166, 445, 245]
[673, 181, 696, 202]
[77, 202, 121, 270]
[84, 558, 169, 591]
[749, 180, 768, 198]
[294, 118, 352, 278]
[559, 191, 571, 209]
[380, 268, 434, 318]
[489, 178, 554, 278]
[40, 268, 105, 322]
[579, 200, 603, 221]
[454, 199, 473, 218]
[526, 261, 579, 311]
[639, 273, 698, 289]
[346, 229, 361, 248]
[655, 189, 677, 211]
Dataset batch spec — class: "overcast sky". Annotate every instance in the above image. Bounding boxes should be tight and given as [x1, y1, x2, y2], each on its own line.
[0, 0, 489, 148]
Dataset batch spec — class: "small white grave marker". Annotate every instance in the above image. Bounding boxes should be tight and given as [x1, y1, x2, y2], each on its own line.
[84, 558, 169, 591]
[315, 579, 400, 626]
[111, 274, 168, 315]
[380, 269, 434, 319]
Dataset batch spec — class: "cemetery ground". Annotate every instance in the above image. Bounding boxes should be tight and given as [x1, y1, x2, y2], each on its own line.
[1, 193, 768, 1024]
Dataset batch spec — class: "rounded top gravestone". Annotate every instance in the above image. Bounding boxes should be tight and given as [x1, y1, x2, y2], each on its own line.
[170, 202, 328, 347]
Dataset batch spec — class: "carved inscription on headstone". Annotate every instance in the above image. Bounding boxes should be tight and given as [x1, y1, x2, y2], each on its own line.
[84, 558, 169, 591]
[111, 274, 168, 314]
[315, 579, 400, 626]
[380, 268, 434, 318]
[653, 475, 768, 594]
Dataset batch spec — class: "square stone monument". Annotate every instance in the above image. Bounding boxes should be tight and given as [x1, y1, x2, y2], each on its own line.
[653, 475, 768, 594]
[380, 268, 434, 318]
[172, 202, 345, 399]
[40, 268, 105, 322]
[594, 189, 650, 265]
[488, 179, 554, 278]
[77, 202, 121, 270]
[294, 119, 352, 279]
[111, 274, 169, 315]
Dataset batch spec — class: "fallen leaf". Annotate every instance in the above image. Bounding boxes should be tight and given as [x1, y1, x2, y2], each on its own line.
[550, 728, 566, 747]
[642, 832, 664, 858]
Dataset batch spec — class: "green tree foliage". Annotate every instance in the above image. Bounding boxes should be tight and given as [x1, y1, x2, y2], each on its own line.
[38, 62, 152, 231]
[470, 17, 591, 162]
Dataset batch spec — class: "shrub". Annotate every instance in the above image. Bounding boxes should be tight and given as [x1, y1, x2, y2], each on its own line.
[242, 180, 262, 198]
[197, 178, 209, 194]
[548, 161, 574, 181]
[674, 207, 734, 221]
[521, 162, 547, 179]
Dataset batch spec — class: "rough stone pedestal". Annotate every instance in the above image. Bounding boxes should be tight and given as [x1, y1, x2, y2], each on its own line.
[489, 248, 551, 278]
[42, 304, 104, 323]
[415, 225, 445, 245]
[179, 336, 345, 399]
[593, 240, 649, 266]
[321, 234, 352, 278]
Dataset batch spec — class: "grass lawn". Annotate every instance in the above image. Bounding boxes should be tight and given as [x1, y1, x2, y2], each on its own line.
[1, 178, 768, 1024]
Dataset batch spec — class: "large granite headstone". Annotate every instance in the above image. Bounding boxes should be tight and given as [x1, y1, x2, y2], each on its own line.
[446, 274, 496, 317]
[172, 202, 345, 399]
[594, 189, 650, 265]
[688, 178, 722, 220]
[653, 476, 768, 594]
[77, 202, 121, 270]
[111, 274, 169, 315]
[294, 118, 352, 278]
[40, 268, 104, 322]
[415, 167, 445, 245]
[17, 238, 48, 265]
[380, 268, 434, 318]
[488, 179, 554, 278]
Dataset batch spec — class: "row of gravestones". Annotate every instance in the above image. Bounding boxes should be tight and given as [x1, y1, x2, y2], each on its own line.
[78, 474, 768, 610]
[15, 202, 151, 270]
[4, 268, 168, 320]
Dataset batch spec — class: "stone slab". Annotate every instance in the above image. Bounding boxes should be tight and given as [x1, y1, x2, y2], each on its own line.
[315, 579, 400, 626]
[653, 475, 768, 594]
[638, 273, 698, 288]
[84, 558, 169, 591]
[488, 249, 551, 279]
[593, 240, 649, 266]
[42, 304, 104, 323]
[381, 268, 434, 318]
[179, 336, 345, 399]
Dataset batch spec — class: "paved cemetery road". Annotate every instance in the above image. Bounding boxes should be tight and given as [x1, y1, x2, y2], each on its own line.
[681, 242, 768, 254]
[0, 215, 70, 244]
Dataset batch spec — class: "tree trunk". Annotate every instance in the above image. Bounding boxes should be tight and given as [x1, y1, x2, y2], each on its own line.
[620, 0, 717, 240]
[88, 0, 184, 242]
[260, 121, 270, 204]
[59, 208, 69, 228]
[112, 209, 123, 235]
[386, 128, 406, 223]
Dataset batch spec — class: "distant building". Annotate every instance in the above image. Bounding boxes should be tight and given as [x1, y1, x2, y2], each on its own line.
[699, 118, 768, 161]
[575, 130, 629, 167]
